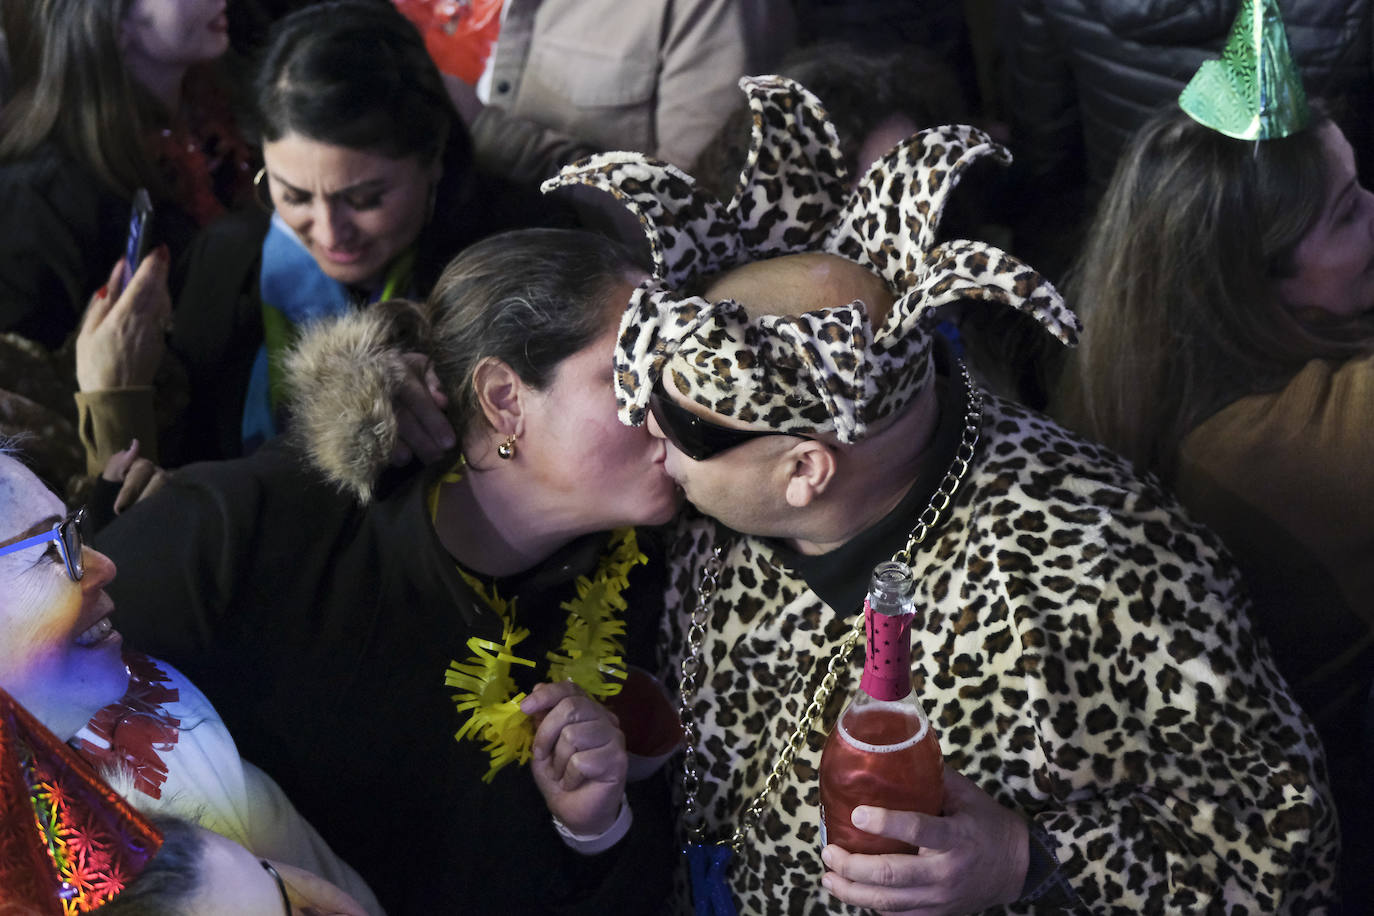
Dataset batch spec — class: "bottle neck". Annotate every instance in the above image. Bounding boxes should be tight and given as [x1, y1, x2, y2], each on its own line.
[857, 598, 914, 701]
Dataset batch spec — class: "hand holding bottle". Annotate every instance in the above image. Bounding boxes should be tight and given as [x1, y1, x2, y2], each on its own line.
[818, 561, 944, 855]
[819, 767, 1029, 914]
[522, 681, 628, 837]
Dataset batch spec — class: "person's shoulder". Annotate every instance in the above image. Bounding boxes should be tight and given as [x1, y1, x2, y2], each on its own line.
[112, 439, 348, 533]
[971, 391, 1239, 591]
[183, 206, 271, 274]
[977, 392, 1160, 503]
[1258, 352, 1374, 417]
[177, 438, 341, 498]
[1186, 353, 1374, 462]
[0, 142, 106, 208]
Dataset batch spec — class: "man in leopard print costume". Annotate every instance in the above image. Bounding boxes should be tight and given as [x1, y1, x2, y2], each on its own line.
[545, 77, 1338, 913]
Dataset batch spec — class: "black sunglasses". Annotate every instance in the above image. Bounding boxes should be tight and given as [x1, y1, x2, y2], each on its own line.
[0, 508, 86, 582]
[648, 382, 810, 461]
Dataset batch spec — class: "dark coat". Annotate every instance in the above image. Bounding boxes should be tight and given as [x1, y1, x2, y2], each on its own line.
[997, 0, 1371, 283]
[94, 441, 676, 914]
[0, 143, 197, 349]
[1003, 0, 1372, 195]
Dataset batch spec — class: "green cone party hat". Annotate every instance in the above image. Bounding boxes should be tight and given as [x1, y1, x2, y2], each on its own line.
[1179, 0, 1311, 140]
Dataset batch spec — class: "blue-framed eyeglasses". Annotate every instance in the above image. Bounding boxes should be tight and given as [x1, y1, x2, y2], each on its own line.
[0, 508, 85, 582]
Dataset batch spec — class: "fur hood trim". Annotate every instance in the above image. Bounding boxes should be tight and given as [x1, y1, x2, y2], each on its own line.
[283, 310, 410, 502]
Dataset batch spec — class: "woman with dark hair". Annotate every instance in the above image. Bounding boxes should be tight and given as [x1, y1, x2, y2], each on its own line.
[173, 0, 562, 463]
[0, 0, 252, 349]
[1057, 47, 1374, 899]
[97, 228, 680, 914]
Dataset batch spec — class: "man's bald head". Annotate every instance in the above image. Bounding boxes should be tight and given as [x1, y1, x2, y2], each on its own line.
[704, 252, 895, 324]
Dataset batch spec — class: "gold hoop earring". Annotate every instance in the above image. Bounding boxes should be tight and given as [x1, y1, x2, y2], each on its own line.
[252, 167, 273, 213]
[497, 434, 517, 460]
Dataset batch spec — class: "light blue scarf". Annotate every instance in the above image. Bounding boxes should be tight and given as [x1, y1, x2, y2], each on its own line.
[242, 212, 413, 451]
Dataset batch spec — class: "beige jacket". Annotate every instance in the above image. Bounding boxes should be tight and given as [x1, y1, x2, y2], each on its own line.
[471, 0, 792, 182]
[1177, 353, 1374, 745]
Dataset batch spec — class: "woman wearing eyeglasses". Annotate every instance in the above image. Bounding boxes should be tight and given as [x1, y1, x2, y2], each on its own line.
[96, 228, 681, 914]
[0, 447, 384, 914]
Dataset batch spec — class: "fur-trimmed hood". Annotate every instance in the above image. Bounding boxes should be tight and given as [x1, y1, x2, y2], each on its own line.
[282, 309, 413, 502]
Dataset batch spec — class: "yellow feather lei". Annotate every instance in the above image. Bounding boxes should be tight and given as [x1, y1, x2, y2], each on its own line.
[429, 464, 647, 782]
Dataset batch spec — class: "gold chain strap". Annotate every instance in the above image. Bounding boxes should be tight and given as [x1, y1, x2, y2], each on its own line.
[678, 363, 984, 854]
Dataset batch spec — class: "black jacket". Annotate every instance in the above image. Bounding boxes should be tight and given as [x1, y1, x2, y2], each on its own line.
[94, 440, 675, 914]
[0, 144, 196, 349]
[1004, 0, 1371, 195]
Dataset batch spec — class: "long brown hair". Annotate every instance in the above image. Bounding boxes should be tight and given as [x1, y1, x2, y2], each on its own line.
[1061, 106, 1374, 481]
[0, 0, 167, 198]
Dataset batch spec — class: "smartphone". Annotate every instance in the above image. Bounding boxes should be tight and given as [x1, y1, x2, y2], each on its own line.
[121, 188, 154, 292]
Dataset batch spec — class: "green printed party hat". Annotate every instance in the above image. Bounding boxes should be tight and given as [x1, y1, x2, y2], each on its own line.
[1179, 0, 1311, 140]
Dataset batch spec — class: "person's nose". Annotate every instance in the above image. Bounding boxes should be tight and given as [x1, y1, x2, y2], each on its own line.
[312, 200, 355, 250]
[81, 547, 117, 589]
[646, 411, 667, 441]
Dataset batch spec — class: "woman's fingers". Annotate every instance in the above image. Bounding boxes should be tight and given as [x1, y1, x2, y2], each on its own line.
[82, 259, 126, 330]
[101, 439, 140, 483]
[525, 683, 625, 786]
[114, 458, 167, 513]
[390, 353, 455, 465]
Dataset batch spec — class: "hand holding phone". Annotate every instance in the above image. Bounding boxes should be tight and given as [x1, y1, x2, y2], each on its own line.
[121, 188, 154, 294]
[77, 245, 172, 391]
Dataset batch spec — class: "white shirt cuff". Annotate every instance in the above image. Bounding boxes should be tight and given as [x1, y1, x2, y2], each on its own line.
[552, 795, 632, 855]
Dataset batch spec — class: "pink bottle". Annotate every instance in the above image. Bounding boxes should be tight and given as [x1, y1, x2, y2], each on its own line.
[818, 561, 944, 855]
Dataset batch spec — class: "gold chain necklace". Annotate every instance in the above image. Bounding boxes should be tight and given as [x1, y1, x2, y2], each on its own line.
[429, 464, 646, 782]
[679, 362, 983, 855]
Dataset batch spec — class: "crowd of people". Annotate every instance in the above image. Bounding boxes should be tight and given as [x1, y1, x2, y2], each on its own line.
[0, 0, 1369, 913]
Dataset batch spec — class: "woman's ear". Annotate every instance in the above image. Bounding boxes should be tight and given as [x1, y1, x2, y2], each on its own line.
[471, 356, 525, 437]
[783, 440, 837, 508]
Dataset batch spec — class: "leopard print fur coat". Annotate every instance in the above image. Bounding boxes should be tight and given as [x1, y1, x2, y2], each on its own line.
[659, 385, 1338, 914]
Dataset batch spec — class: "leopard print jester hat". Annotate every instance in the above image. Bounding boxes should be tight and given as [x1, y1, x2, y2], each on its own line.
[542, 76, 1081, 443]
